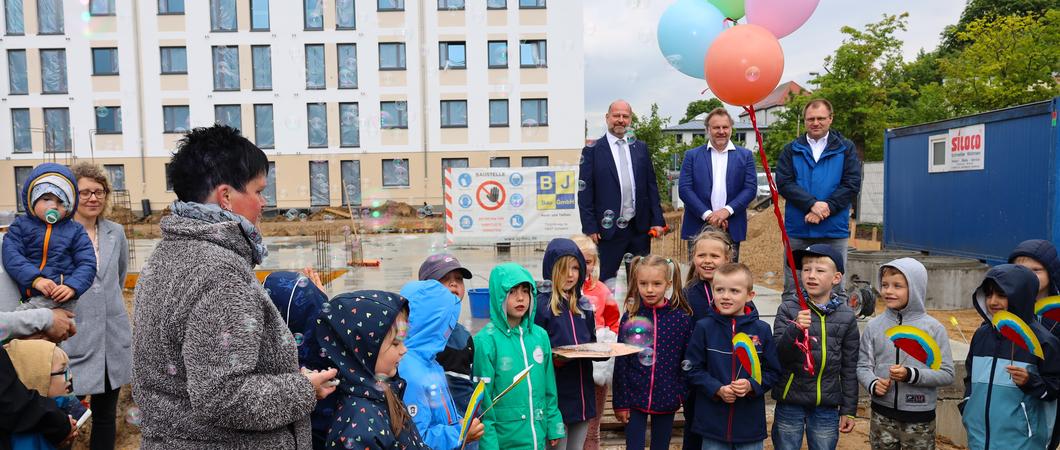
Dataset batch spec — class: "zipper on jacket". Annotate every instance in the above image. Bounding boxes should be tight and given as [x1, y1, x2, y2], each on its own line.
[567, 310, 587, 421]
[727, 317, 736, 441]
[984, 352, 998, 448]
[28, 223, 54, 297]
[647, 307, 658, 412]
[894, 312, 903, 411]
[518, 327, 540, 450]
[815, 310, 826, 406]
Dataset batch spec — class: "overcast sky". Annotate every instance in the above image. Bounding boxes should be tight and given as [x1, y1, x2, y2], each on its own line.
[582, 0, 966, 137]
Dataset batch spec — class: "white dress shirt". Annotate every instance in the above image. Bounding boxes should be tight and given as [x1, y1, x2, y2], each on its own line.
[701, 140, 736, 221]
[808, 132, 830, 162]
[607, 132, 637, 212]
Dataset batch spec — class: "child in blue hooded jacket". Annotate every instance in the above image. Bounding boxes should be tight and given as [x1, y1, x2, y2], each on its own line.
[398, 280, 483, 450]
[534, 238, 596, 450]
[960, 264, 1060, 450]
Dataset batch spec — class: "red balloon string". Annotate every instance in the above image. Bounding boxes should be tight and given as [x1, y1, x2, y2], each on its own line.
[745, 104, 815, 375]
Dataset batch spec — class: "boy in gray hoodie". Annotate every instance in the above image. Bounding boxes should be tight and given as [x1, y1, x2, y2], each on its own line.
[857, 257, 955, 449]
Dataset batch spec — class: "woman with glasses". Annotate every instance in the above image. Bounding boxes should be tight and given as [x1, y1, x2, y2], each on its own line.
[60, 162, 132, 450]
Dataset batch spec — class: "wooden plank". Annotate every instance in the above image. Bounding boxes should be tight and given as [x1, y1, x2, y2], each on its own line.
[323, 207, 352, 219]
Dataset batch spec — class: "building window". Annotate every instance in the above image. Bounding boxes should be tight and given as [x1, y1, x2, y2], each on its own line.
[11, 108, 31, 153]
[7, 50, 27, 94]
[163, 105, 190, 133]
[160, 47, 187, 74]
[440, 100, 467, 128]
[380, 101, 408, 129]
[40, 49, 67, 93]
[340, 160, 361, 206]
[251, 45, 271, 90]
[382, 159, 409, 187]
[214, 105, 241, 131]
[104, 164, 125, 190]
[305, 44, 325, 89]
[307, 103, 328, 148]
[438, 42, 466, 69]
[339, 103, 359, 147]
[303, 0, 322, 30]
[210, 0, 237, 31]
[92, 48, 119, 75]
[487, 41, 507, 68]
[521, 99, 547, 126]
[309, 161, 330, 206]
[489, 99, 508, 127]
[522, 156, 548, 167]
[250, 0, 269, 30]
[164, 163, 173, 191]
[336, 0, 355, 29]
[158, 0, 184, 14]
[14, 166, 32, 212]
[95, 106, 122, 134]
[36, 0, 62, 34]
[442, 158, 469, 182]
[487, 0, 505, 9]
[490, 156, 510, 167]
[263, 161, 276, 207]
[89, 0, 114, 15]
[519, 0, 544, 8]
[254, 104, 274, 148]
[378, 43, 406, 70]
[212, 46, 240, 91]
[5, 0, 24, 34]
[337, 44, 357, 89]
[520, 40, 546, 68]
[43, 108, 70, 153]
[377, 0, 402, 11]
[438, 0, 463, 10]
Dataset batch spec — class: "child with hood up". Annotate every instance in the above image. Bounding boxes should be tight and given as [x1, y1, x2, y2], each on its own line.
[3, 163, 97, 311]
[473, 263, 565, 450]
[959, 264, 1060, 450]
[398, 280, 484, 450]
[316, 290, 428, 450]
[6, 339, 86, 450]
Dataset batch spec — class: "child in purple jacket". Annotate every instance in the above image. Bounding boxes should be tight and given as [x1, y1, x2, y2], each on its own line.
[613, 254, 694, 450]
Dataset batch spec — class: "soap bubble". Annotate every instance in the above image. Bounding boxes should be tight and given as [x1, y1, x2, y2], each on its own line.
[297, 277, 309, 288]
[622, 316, 654, 348]
[638, 347, 655, 366]
[299, 213, 307, 222]
[616, 217, 629, 229]
[293, 333, 304, 346]
[538, 280, 553, 294]
[95, 106, 110, 117]
[603, 209, 615, 219]
[321, 302, 332, 314]
[601, 217, 613, 229]
[745, 66, 761, 82]
[578, 180, 587, 192]
[125, 407, 142, 426]
[623, 253, 635, 265]
[681, 359, 693, 371]
[166, 363, 178, 376]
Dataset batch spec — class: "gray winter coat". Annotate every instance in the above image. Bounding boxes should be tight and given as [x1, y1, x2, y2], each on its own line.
[60, 219, 132, 395]
[131, 214, 316, 450]
[0, 237, 54, 337]
[857, 258, 954, 420]
[772, 295, 861, 416]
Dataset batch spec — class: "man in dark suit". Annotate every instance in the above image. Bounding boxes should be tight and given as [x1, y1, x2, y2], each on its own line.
[678, 108, 758, 260]
[578, 100, 666, 281]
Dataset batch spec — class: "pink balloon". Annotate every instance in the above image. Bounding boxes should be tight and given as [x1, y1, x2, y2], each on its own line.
[704, 24, 784, 106]
[746, 0, 819, 39]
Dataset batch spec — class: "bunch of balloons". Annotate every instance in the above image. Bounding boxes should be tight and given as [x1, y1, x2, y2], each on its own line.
[657, 0, 819, 105]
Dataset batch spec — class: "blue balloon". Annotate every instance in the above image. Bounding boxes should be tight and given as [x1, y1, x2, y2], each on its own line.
[657, 0, 726, 79]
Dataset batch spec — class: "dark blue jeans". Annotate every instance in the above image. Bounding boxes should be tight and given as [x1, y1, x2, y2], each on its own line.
[770, 402, 839, 450]
[626, 410, 675, 450]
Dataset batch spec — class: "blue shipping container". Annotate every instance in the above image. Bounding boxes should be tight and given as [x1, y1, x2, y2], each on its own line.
[883, 97, 1060, 264]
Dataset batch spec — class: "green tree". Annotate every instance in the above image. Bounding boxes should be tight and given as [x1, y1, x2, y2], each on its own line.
[679, 98, 725, 124]
[629, 103, 674, 204]
[940, 0, 1059, 52]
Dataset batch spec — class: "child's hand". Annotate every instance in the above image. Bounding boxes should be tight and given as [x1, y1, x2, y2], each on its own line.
[59, 416, 79, 447]
[716, 385, 738, 403]
[33, 278, 57, 296]
[549, 439, 561, 447]
[873, 378, 891, 396]
[795, 309, 812, 330]
[304, 368, 339, 399]
[889, 365, 911, 382]
[466, 418, 485, 442]
[839, 415, 856, 433]
[731, 379, 751, 397]
[1007, 365, 1030, 386]
[51, 285, 75, 303]
[302, 266, 326, 292]
[615, 410, 629, 424]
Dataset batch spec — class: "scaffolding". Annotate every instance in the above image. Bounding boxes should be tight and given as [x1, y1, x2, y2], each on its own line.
[314, 230, 332, 289]
[110, 189, 136, 267]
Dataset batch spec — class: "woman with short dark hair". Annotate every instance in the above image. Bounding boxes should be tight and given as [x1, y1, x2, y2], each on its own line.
[131, 125, 337, 450]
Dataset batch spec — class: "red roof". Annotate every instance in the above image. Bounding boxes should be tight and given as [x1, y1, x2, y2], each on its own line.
[738, 81, 811, 117]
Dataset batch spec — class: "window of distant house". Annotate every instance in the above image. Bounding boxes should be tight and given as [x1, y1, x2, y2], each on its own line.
[160, 47, 187, 74]
[439, 42, 466, 69]
[379, 43, 406, 70]
[440, 100, 467, 128]
[92, 48, 119, 75]
[520, 40, 546, 68]
[95, 106, 122, 134]
[89, 0, 115, 16]
[377, 0, 403, 11]
[210, 0, 237, 31]
[212, 46, 240, 90]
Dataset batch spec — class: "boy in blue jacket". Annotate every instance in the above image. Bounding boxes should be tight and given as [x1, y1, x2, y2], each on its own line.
[2, 163, 96, 311]
[686, 263, 780, 450]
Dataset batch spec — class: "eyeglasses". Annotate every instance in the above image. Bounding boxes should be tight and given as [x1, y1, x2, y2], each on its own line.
[78, 189, 108, 199]
[804, 116, 831, 123]
[50, 369, 74, 393]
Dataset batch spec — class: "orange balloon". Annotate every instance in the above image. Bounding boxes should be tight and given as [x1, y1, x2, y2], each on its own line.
[704, 24, 785, 106]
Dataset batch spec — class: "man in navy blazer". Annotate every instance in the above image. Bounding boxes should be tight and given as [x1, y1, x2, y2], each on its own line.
[678, 108, 758, 260]
[578, 100, 666, 281]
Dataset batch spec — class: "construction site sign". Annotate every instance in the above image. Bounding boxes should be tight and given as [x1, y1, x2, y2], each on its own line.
[445, 166, 580, 245]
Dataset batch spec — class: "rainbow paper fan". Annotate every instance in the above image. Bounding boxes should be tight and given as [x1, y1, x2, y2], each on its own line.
[458, 380, 486, 444]
[732, 332, 762, 384]
[885, 325, 942, 370]
[1035, 296, 1060, 322]
[992, 310, 1044, 359]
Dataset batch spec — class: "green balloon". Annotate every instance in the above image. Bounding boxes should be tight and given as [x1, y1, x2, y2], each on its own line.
[708, 0, 745, 20]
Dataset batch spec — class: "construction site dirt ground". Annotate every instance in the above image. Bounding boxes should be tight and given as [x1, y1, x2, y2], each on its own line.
[86, 205, 975, 449]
